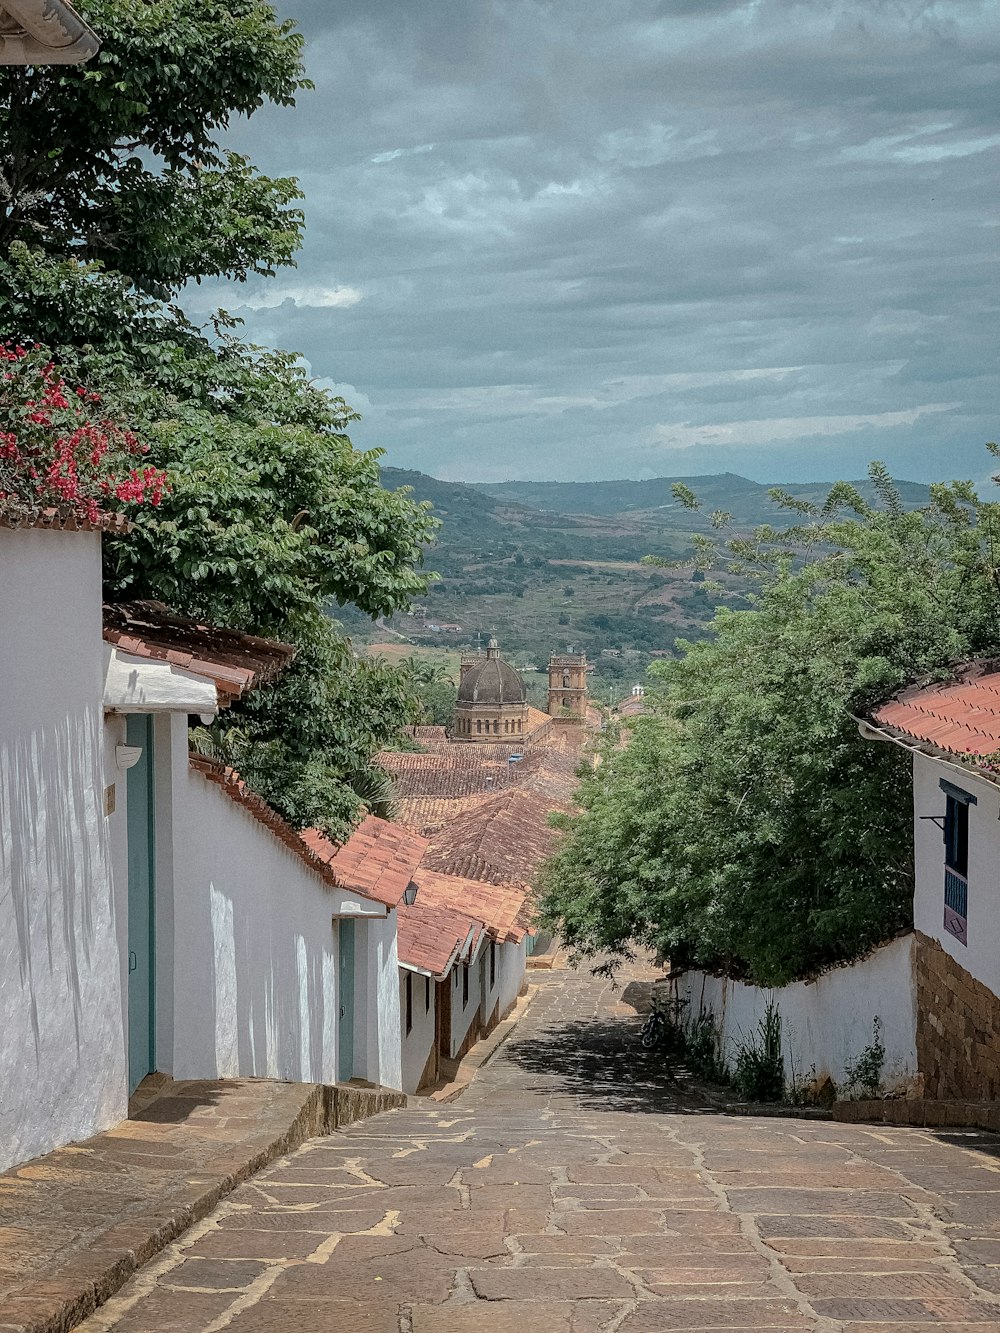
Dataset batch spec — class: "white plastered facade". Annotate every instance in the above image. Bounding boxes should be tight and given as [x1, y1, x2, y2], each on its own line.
[679, 933, 919, 1092]
[911, 752, 1000, 995]
[0, 529, 125, 1170]
[146, 714, 403, 1089]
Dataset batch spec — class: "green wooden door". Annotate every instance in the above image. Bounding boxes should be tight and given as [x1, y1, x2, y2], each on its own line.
[126, 714, 155, 1094]
[338, 919, 355, 1082]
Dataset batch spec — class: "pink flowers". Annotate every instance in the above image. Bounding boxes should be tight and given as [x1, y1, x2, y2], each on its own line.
[0, 343, 169, 521]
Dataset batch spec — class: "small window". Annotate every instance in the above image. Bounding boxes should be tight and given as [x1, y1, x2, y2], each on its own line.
[490, 940, 496, 988]
[425, 975, 431, 1012]
[462, 964, 469, 1007]
[944, 795, 970, 877]
[405, 971, 413, 1035]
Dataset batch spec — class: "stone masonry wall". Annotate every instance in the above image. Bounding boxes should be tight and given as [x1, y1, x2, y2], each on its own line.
[915, 930, 1000, 1100]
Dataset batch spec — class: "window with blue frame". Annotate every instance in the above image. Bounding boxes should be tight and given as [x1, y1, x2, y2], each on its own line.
[941, 779, 974, 946]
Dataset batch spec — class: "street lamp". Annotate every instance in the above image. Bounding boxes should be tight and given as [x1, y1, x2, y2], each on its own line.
[1, 0, 99, 64]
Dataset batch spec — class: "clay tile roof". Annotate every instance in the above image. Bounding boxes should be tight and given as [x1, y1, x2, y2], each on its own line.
[1, 505, 129, 534]
[871, 664, 1000, 764]
[301, 815, 430, 909]
[422, 787, 568, 887]
[412, 868, 535, 944]
[396, 899, 481, 978]
[394, 793, 498, 837]
[103, 601, 295, 707]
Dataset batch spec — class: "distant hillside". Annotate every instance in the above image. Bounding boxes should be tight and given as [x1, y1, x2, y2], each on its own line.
[473, 474, 929, 522]
[360, 467, 929, 699]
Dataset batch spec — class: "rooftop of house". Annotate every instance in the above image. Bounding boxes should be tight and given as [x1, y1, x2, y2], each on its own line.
[0, 0, 99, 64]
[301, 815, 429, 909]
[422, 787, 569, 887]
[396, 899, 482, 979]
[378, 737, 580, 804]
[104, 601, 296, 707]
[870, 664, 1000, 770]
[1, 505, 129, 534]
[413, 868, 534, 944]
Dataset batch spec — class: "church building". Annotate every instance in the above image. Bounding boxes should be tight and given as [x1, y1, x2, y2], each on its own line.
[454, 638, 529, 739]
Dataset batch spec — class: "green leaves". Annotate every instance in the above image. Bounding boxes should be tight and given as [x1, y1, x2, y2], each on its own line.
[0, 0, 307, 296]
[542, 457, 1000, 985]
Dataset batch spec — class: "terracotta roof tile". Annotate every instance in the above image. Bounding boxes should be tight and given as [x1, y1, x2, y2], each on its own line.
[301, 815, 429, 908]
[413, 868, 535, 944]
[871, 667, 1000, 763]
[1, 505, 130, 534]
[104, 601, 295, 707]
[422, 787, 568, 888]
[396, 899, 481, 978]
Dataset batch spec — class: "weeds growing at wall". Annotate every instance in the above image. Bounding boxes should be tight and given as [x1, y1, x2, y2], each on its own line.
[731, 1000, 784, 1102]
[844, 1016, 886, 1099]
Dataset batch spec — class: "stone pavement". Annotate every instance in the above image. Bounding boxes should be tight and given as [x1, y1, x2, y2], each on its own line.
[75, 965, 1000, 1333]
[0, 1078, 403, 1333]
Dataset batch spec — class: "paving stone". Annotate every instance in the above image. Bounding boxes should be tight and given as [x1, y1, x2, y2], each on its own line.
[103, 1289, 236, 1332]
[166, 1257, 272, 1290]
[617, 1299, 810, 1330]
[410, 1302, 574, 1332]
[225, 1299, 401, 1332]
[62, 962, 1000, 1333]
[468, 1265, 635, 1301]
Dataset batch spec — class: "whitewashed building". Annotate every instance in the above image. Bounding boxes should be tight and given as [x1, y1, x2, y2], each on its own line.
[396, 870, 533, 1093]
[1, 519, 413, 1171]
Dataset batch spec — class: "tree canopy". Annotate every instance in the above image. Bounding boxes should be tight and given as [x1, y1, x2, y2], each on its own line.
[0, 0, 306, 296]
[540, 462, 1000, 985]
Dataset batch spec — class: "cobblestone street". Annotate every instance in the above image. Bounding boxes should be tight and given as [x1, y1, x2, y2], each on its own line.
[80, 966, 1000, 1332]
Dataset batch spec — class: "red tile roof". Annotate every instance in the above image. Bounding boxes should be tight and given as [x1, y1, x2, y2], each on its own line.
[301, 815, 429, 909]
[104, 601, 295, 707]
[871, 666, 1000, 764]
[396, 899, 481, 978]
[413, 868, 535, 944]
[422, 788, 568, 887]
[1, 505, 130, 534]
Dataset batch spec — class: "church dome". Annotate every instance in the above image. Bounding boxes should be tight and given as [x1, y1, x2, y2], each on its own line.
[457, 638, 526, 706]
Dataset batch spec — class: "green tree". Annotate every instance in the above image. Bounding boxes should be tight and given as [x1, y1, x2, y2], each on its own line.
[0, 0, 306, 297]
[541, 462, 1000, 984]
[0, 250, 437, 839]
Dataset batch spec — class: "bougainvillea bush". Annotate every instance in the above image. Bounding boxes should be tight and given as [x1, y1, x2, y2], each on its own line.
[0, 344, 167, 522]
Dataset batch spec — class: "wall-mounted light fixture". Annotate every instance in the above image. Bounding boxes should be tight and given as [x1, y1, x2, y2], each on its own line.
[115, 744, 143, 772]
[403, 881, 419, 906]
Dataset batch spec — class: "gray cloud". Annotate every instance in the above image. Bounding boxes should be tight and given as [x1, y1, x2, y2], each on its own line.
[196, 0, 1000, 484]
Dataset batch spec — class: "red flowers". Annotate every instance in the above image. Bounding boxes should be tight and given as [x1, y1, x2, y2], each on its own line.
[0, 344, 168, 521]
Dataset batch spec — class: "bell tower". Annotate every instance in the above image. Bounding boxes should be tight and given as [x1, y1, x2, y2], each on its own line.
[547, 652, 588, 719]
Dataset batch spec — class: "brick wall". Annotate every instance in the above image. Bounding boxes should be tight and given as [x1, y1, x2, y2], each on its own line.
[915, 931, 1000, 1100]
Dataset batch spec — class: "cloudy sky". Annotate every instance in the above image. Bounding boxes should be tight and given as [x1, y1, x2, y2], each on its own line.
[200, 0, 999, 485]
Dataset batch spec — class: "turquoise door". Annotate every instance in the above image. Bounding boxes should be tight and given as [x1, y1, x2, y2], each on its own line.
[338, 919, 355, 1082]
[126, 715, 155, 1094]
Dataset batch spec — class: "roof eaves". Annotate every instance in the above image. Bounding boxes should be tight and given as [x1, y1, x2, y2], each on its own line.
[0, 0, 99, 63]
[855, 716, 1000, 789]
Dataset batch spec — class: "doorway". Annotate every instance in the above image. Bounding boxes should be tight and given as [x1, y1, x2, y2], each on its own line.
[126, 714, 155, 1094]
[338, 919, 356, 1082]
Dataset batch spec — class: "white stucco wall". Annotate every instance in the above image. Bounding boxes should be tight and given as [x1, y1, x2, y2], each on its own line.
[679, 933, 918, 1091]
[450, 956, 481, 1057]
[498, 937, 528, 1018]
[400, 968, 436, 1093]
[0, 528, 127, 1170]
[159, 717, 402, 1089]
[912, 753, 1000, 996]
[479, 939, 502, 1024]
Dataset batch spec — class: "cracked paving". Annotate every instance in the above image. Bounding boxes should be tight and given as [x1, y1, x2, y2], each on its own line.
[79, 965, 1000, 1331]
